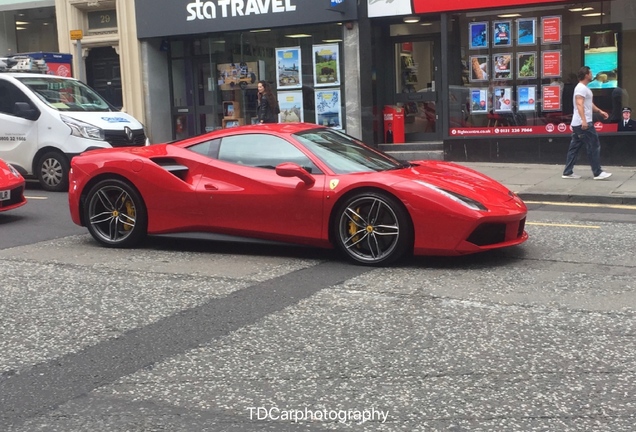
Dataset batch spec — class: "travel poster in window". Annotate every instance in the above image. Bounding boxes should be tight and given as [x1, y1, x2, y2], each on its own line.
[313, 44, 340, 87]
[517, 86, 537, 111]
[315, 89, 342, 129]
[276, 47, 302, 89]
[542, 85, 561, 111]
[470, 88, 488, 114]
[517, 52, 536, 78]
[469, 55, 489, 81]
[493, 53, 512, 79]
[542, 16, 562, 44]
[493, 20, 512, 47]
[469, 22, 488, 49]
[493, 86, 513, 113]
[517, 18, 536, 45]
[278, 91, 304, 123]
[542, 50, 561, 78]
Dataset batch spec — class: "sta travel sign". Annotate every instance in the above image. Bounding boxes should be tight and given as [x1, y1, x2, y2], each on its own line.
[135, 0, 356, 38]
[368, 0, 569, 17]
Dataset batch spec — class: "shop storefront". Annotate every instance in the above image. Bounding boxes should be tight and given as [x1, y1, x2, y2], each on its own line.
[0, 0, 57, 55]
[134, 0, 358, 143]
[366, 0, 636, 165]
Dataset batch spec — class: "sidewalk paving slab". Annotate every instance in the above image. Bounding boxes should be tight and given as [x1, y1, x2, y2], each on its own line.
[457, 162, 636, 205]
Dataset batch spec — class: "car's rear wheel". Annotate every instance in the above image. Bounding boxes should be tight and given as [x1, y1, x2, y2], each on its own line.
[334, 191, 412, 266]
[84, 178, 147, 248]
[36, 151, 69, 192]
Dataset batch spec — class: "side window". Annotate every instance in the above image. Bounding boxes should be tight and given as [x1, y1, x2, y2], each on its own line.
[0, 82, 15, 115]
[0, 81, 33, 116]
[218, 134, 321, 173]
[186, 138, 220, 158]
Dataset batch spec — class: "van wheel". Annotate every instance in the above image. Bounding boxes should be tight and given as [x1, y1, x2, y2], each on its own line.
[36, 151, 69, 192]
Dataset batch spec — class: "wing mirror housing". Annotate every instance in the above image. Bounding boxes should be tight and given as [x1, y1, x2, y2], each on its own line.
[14, 102, 40, 121]
[276, 162, 315, 186]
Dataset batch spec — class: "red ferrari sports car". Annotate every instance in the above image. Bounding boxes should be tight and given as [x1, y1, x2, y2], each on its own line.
[0, 158, 27, 212]
[68, 123, 527, 265]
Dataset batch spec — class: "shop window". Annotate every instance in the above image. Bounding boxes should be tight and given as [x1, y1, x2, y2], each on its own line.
[167, 23, 345, 138]
[450, 1, 634, 137]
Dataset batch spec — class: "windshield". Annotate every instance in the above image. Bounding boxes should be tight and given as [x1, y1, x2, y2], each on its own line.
[17, 77, 112, 112]
[293, 128, 404, 174]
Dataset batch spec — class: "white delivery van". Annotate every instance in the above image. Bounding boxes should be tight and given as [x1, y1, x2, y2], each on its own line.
[0, 72, 147, 191]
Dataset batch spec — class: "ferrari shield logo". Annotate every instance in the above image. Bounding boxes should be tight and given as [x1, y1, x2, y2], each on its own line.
[329, 179, 339, 190]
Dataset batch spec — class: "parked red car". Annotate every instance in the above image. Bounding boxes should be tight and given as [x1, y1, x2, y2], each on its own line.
[68, 123, 527, 265]
[0, 158, 27, 212]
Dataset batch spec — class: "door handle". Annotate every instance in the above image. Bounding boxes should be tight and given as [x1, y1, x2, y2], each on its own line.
[204, 183, 218, 190]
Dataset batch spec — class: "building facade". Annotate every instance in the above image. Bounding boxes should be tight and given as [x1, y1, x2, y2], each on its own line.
[54, 0, 145, 126]
[132, 0, 359, 144]
[9, 0, 636, 165]
[1, 0, 57, 55]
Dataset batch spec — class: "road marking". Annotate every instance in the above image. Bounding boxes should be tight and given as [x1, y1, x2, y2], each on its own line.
[527, 222, 600, 229]
[25, 196, 48, 200]
[525, 200, 636, 211]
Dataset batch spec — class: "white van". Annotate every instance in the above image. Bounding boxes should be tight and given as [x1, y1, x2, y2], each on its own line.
[0, 73, 147, 191]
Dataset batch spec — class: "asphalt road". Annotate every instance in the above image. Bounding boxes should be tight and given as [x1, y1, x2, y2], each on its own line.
[1, 191, 636, 431]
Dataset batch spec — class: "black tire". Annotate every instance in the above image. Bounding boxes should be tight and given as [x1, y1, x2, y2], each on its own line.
[84, 178, 147, 248]
[333, 191, 412, 266]
[36, 151, 69, 192]
[239, 80, 247, 90]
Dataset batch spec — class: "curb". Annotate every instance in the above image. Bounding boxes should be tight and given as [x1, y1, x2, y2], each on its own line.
[518, 193, 636, 205]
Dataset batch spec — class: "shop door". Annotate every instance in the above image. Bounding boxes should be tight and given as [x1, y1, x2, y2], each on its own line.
[393, 37, 442, 142]
[171, 58, 221, 140]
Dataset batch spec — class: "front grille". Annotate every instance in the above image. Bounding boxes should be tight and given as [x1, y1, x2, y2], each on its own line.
[0, 185, 24, 208]
[467, 223, 506, 246]
[104, 129, 146, 147]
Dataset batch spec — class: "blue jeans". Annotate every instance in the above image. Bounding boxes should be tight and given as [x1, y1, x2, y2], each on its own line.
[563, 125, 603, 177]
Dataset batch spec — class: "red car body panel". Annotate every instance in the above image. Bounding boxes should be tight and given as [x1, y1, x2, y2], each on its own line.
[69, 123, 527, 256]
[0, 158, 27, 212]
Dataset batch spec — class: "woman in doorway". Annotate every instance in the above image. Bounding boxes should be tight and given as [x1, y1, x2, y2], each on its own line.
[257, 80, 280, 123]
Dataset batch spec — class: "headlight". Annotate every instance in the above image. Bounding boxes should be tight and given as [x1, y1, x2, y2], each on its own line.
[61, 115, 105, 141]
[414, 180, 488, 211]
[9, 164, 21, 178]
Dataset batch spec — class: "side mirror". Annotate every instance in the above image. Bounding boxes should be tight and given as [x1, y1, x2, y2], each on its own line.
[276, 162, 315, 186]
[14, 102, 40, 121]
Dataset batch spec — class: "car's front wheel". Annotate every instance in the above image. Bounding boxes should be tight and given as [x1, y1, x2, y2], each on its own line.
[334, 191, 412, 266]
[84, 178, 147, 248]
[36, 151, 69, 192]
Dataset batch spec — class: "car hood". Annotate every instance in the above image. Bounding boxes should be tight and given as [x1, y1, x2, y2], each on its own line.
[60, 112, 144, 130]
[393, 160, 514, 201]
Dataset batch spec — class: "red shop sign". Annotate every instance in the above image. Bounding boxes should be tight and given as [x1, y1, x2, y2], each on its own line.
[412, 0, 568, 14]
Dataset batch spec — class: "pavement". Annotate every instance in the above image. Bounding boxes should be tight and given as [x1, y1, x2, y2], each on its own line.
[459, 162, 636, 205]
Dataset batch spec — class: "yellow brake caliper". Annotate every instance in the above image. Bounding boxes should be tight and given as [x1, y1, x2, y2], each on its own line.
[348, 206, 362, 248]
[122, 197, 135, 231]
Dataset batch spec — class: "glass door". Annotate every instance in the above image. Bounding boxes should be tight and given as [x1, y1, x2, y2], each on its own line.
[170, 39, 227, 140]
[393, 36, 442, 142]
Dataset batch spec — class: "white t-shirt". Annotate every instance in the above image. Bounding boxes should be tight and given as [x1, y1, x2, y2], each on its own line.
[571, 82, 593, 126]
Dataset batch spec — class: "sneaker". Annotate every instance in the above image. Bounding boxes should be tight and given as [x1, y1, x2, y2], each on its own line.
[593, 171, 612, 180]
[562, 173, 581, 179]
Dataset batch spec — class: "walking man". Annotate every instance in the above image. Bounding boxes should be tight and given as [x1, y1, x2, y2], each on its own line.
[562, 66, 612, 180]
